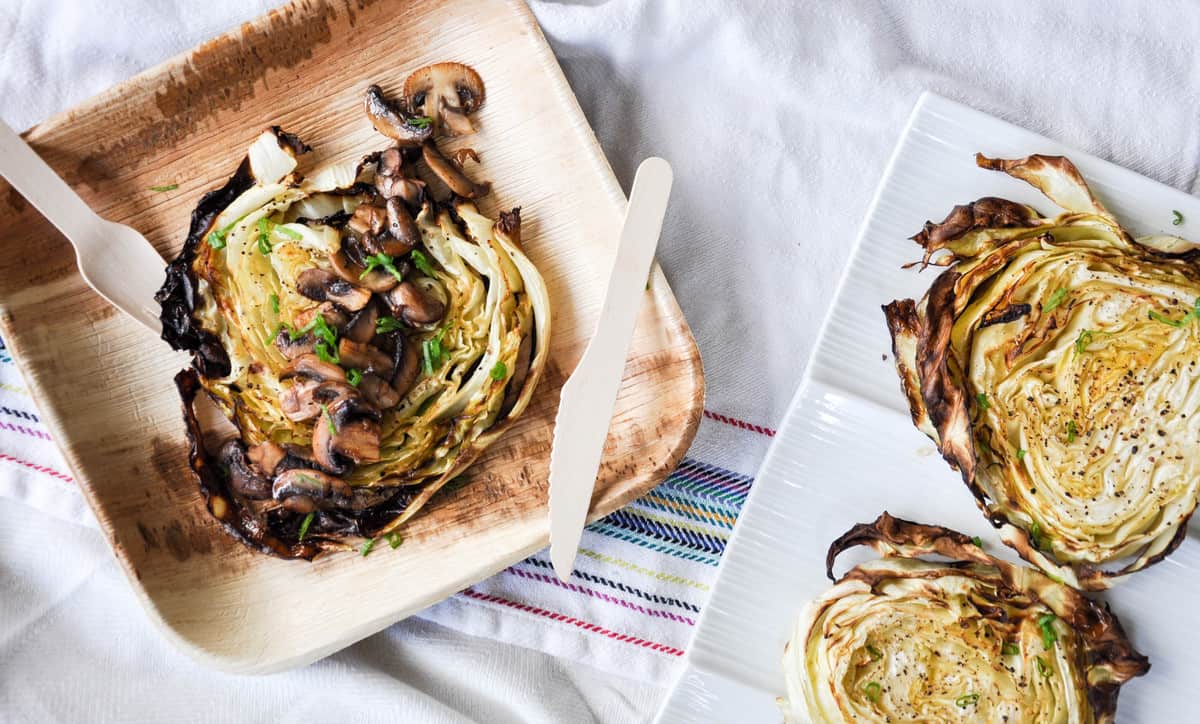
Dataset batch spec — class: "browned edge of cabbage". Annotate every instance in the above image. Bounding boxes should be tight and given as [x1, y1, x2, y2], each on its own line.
[826, 512, 1150, 722]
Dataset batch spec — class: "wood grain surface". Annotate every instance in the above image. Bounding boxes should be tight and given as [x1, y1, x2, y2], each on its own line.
[0, 0, 703, 672]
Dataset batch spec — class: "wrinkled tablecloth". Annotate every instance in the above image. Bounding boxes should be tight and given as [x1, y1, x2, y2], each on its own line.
[4, 1, 1200, 721]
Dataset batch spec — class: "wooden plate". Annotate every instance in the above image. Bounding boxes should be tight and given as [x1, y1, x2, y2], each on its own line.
[0, 0, 703, 673]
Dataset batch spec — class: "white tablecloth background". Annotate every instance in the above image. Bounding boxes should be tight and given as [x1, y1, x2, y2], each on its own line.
[4, 1, 1200, 721]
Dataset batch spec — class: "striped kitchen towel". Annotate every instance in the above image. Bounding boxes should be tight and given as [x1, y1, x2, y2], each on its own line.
[0, 334, 775, 684]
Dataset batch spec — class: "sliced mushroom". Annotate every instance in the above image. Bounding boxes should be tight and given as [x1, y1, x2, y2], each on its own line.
[422, 141, 491, 198]
[295, 268, 372, 312]
[312, 392, 382, 472]
[347, 203, 388, 237]
[281, 353, 347, 383]
[294, 301, 350, 330]
[402, 62, 486, 136]
[363, 84, 434, 147]
[246, 441, 287, 477]
[272, 468, 353, 513]
[219, 439, 272, 499]
[330, 244, 399, 293]
[390, 334, 422, 396]
[386, 280, 446, 325]
[338, 338, 394, 376]
[357, 372, 401, 409]
[275, 327, 316, 360]
[343, 302, 380, 344]
[373, 147, 427, 204]
[386, 198, 424, 254]
[450, 148, 479, 167]
[280, 377, 357, 422]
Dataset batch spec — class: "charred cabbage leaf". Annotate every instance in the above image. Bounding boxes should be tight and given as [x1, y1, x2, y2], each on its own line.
[781, 513, 1148, 723]
[885, 153, 1200, 589]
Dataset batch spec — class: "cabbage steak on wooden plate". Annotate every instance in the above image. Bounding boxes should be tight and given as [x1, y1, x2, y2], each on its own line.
[157, 64, 551, 559]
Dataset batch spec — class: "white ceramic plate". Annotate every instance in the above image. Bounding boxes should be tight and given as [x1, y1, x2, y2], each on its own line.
[654, 92, 1198, 723]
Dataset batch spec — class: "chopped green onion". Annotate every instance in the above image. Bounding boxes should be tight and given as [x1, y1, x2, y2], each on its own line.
[1074, 329, 1093, 357]
[409, 116, 433, 129]
[955, 693, 980, 708]
[149, 183, 178, 192]
[274, 225, 302, 240]
[269, 293, 280, 315]
[376, 316, 406, 334]
[361, 252, 406, 282]
[346, 368, 362, 387]
[1001, 642, 1020, 656]
[257, 218, 273, 255]
[207, 230, 227, 249]
[976, 392, 990, 410]
[386, 531, 403, 549]
[1035, 655, 1052, 678]
[1148, 306, 1195, 327]
[269, 322, 286, 341]
[490, 361, 508, 380]
[320, 404, 337, 435]
[972, 536, 984, 548]
[360, 538, 376, 557]
[863, 681, 882, 703]
[1029, 521, 1048, 551]
[1042, 288, 1068, 313]
[1173, 209, 1185, 226]
[298, 511, 315, 541]
[411, 249, 437, 276]
[1066, 419, 1077, 443]
[865, 644, 883, 661]
[422, 339, 436, 375]
[315, 340, 339, 364]
[1038, 612, 1059, 649]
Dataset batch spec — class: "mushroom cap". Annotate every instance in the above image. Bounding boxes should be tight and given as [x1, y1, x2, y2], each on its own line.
[363, 84, 434, 147]
[402, 62, 486, 136]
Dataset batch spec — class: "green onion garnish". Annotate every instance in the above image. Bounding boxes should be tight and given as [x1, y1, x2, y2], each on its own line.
[972, 536, 984, 548]
[207, 230, 227, 249]
[361, 252, 406, 282]
[315, 340, 339, 364]
[1029, 521, 1047, 551]
[346, 368, 362, 387]
[863, 681, 881, 703]
[1173, 209, 1185, 226]
[1035, 655, 1052, 678]
[865, 644, 882, 661]
[320, 404, 337, 435]
[1074, 329, 1093, 357]
[409, 116, 433, 129]
[149, 183, 178, 192]
[1001, 642, 1020, 656]
[1017, 448, 1027, 461]
[256, 218, 273, 255]
[274, 225, 302, 240]
[1066, 419, 1077, 443]
[976, 392, 990, 410]
[411, 249, 437, 276]
[269, 293, 279, 315]
[1042, 288, 1068, 313]
[955, 693, 980, 708]
[376, 316, 406, 334]
[490, 361, 508, 380]
[360, 538, 376, 557]
[1038, 612, 1059, 649]
[297, 511, 315, 541]
[386, 531, 403, 549]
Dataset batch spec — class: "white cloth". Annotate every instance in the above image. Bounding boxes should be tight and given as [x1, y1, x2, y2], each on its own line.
[5, 1, 1200, 722]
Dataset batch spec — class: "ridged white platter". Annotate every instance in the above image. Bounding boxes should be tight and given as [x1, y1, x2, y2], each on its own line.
[654, 92, 1197, 723]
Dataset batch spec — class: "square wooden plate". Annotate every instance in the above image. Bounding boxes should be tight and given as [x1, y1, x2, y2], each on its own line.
[0, 0, 702, 673]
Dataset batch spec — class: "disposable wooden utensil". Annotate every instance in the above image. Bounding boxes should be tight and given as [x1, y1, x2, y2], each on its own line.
[549, 157, 674, 581]
[0, 119, 165, 334]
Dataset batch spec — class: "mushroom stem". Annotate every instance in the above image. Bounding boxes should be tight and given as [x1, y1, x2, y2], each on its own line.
[422, 142, 491, 199]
